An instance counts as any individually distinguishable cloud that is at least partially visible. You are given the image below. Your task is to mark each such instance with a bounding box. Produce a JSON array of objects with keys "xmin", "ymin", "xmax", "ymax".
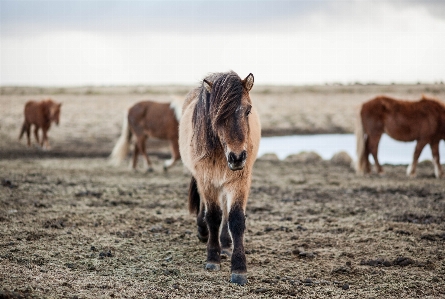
[
  {"xmin": 1, "ymin": 0, "xmax": 444, "ymax": 85},
  {"xmin": 1, "ymin": 0, "xmax": 330, "ymax": 36}
]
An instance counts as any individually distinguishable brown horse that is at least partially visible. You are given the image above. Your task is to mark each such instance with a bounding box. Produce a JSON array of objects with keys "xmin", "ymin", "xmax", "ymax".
[
  {"xmin": 19, "ymin": 99, "xmax": 62, "ymax": 150},
  {"xmin": 356, "ymin": 95, "xmax": 445, "ymax": 178},
  {"xmin": 179, "ymin": 71, "xmax": 261, "ymax": 285},
  {"xmin": 110, "ymin": 98, "xmax": 183, "ymax": 171}
]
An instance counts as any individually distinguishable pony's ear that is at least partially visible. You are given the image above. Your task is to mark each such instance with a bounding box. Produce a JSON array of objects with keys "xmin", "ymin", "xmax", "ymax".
[
  {"xmin": 242, "ymin": 73, "xmax": 254, "ymax": 91},
  {"xmin": 203, "ymin": 79, "xmax": 213, "ymax": 93}
]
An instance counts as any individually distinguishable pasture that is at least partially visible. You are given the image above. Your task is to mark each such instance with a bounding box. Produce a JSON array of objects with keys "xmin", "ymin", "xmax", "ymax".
[{"xmin": 1, "ymin": 84, "xmax": 445, "ymax": 298}]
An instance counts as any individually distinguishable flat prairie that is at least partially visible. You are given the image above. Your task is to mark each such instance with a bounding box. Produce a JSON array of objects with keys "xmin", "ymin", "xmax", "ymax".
[{"xmin": 1, "ymin": 84, "xmax": 444, "ymax": 298}]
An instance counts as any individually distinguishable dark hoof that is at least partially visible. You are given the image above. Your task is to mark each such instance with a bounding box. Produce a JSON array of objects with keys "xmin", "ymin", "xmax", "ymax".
[
  {"xmin": 230, "ymin": 273, "xmax": 247, "ymax": 286},
  {"xmin": 146, "ymin": 167, "xmax": 154, "ymax": 173},
  {"xmin": 197, "ymin": 233, "xmax": 208, "ymax": 243},
  {"xmin": 221, "ymin": 248, "xmax": 232, "ymax": 258},
  {"xmin": 205, "ymin": 263, "xmax": 220, "ymax": 271}
]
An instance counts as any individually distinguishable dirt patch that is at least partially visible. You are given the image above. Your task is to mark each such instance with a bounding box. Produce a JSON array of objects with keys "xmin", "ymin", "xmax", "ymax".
[{"xmin": 1, "ymin": 85, "xmax": 445, "ymax": 298}]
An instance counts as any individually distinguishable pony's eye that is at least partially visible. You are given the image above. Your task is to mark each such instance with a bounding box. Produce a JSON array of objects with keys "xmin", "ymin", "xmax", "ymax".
[{"xmin": 245, "ymin": 107, "xmax": 251, "ymax": 116}]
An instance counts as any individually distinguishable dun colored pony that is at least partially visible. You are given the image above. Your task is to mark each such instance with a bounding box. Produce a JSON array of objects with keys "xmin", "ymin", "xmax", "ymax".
[
  {"xmin": 179, "ymin": 71, "xmax": 261, "ymax": 285},
  {"xmin": 110, "ymin": 99, "xmax": 182, "ymax": 171},
  {"xmin": 356, "ymin": 95, "xmax": 445, "ymax": 178},
  {"xmin": 19, "ymin": 99, "xmax": 62, "ymax": 150}
]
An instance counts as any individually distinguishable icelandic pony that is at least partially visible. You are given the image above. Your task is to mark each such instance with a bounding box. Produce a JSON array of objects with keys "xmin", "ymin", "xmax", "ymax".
[
  {"xmin": 179, "ymin": 71, "xmax": 261, "ymax": 285},
  {"xmin": 19, "ymin": 99, "xmax": 62, "ymax": 150},
  {"xmin": 356, "ymin": 95, "xmax": 445, "ymax": 178},
  {"xmin": 110, "ymin": 99, "xmax": 183, "ymax": 171}
]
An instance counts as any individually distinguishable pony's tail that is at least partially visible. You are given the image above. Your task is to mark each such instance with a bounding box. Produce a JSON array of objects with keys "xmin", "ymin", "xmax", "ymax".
[
  {"xmin": 355, "ymin": 106, "xmax": 367, "ymax": 174},
  {"xmin": 109, "ymin": 112, "xmax": 132, "ymax": 166},
  {"xmin": 169, "ymin": 95, "xmax": 185, "ymax": 122},
  {"xmin": 19, "ymin": 123, "xmax": 27, "ymax": 140},
  {"xmin": 188, "ymin": 176, "xmax": 200, "ymax": 215}
]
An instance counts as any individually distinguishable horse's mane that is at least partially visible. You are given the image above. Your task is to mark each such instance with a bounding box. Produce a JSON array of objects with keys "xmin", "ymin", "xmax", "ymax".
[
  {"xmin": 192, "ymin": 71, "xmax": 244, "ymax": 158},
  {"xmin": 421, "ymin": 94, "xmax": 445, "ymax": 109}
]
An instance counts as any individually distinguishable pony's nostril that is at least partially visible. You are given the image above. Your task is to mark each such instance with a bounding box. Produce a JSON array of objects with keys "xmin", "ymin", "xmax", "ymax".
[
  {"xmin": 240, "ymin": 150, "xmax": 247, "ymax": 161},
  {"xmin": 228, "ymin": 152, "xmax": 236, "ymax": 164},
  {"xmin": 228, "ymin": 151, "xmax": 247, "ymax": 164}
]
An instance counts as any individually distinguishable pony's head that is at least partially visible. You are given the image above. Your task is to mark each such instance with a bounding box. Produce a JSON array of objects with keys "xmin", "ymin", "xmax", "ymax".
[
  {"xmin": 193, "ymin": 71, "xmax": 254, "ymax": 171},
  {"xmin": 47, "ymin": 99, "xmax": 62, "ymax": 125}
]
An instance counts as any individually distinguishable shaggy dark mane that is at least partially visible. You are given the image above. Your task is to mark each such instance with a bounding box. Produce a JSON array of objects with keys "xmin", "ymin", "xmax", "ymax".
[{"xmin": 192, "ymin": 71, "xmax": 244, "ymax": 157}]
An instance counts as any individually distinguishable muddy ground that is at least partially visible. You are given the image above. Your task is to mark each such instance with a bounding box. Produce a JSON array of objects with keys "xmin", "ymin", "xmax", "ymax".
[{"xmin": 1, "ymin": 84, "xmax": 445, "ymax": 298}]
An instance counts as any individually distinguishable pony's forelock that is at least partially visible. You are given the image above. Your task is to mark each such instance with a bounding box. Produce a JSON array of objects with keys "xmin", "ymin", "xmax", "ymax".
[{"xmin": 192, "ymin": 72, "xmax": 245, "ymax": 157}]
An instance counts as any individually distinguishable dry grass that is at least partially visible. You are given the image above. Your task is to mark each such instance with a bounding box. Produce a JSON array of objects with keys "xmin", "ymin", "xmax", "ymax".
[{"xmin": 1, "ymin": 84, "xmax": 444, "ymax": 298}]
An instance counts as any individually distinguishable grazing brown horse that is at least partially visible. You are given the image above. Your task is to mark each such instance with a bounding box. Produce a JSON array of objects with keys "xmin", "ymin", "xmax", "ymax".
[
  {"xmin": 179, "ymin": 71, "xmax": 261, "ymax": 285},
  {"xmin": 356, "ymin": 95, "xmax": 445, "ymax": 178},
  {"xmin": 110, "ymin": 98, "xmax": 183, "ymax": 171},
  {"xmin": 19, "ymin": 99, "xmax": 62, "ymax": 150}
]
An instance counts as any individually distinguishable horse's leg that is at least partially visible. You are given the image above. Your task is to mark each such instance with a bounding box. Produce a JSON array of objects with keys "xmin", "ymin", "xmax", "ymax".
[
  {"xmin": 163, "ymin": 138, "xmax": 180, "ymax": 171},
  {"xmin": 204, "ymin": 198, "xmax": 222, "ymax": 271},
  {"xmin": 138, "ymin": 136, "xmax": 153, "ymax": 172},
  {"xmin": 33, "ymin": 126, "xmax": 40, "ymax": 147},
  {"xmin": 363, "ymin": 134, "xmax": 371, "ymax": 173},
  {"xmin": 196, "ymin": 197, "xmax": 209, "ymax": 242},
  {"xmin": 220, "ymin": 196, "xmax": 232, "ymax": 258},
  {"xmin": 204, "ymin": 188, "xmax": 222, "ymax": 271},
  {"xmin": 368, "ymin": 133, "xmax": 383, "ymax": 174},
  {"xmin": 406, "ymin": 140, "xmax": 427, "ymax": 177},
  {"xmin": 132, "ymin": 140, "xmax": 139, "ymax": 170},
  {"xmin": 228, "ymin": 201, "xmax": 248, "ymax": 285},
  {"xmin": 42, "ymin": 128, "xmax": 50, "ymax": 150},
  {"xmin": 429, "ymin": 141, "xmax": 443, "ymax": 178},
  {"xmin": 25, "ymin": 124, "xmax": 31, "ymax": 147}
]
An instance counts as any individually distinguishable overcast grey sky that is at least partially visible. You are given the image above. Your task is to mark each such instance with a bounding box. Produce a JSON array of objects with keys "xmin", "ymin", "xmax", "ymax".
[{"xmin": 1, "ymin": 0, "xmax": 445, "ymax": 86}]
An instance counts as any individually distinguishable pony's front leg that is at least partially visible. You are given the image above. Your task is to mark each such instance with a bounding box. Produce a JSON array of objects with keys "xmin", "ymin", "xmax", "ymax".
[
  {"xmin": 204, "ymin": 201, "xmax": 222, "ymax": 271},
  {"xmin": 407, "ymin": 140, "xmax": 427, "ymax": 177},
  {"xmin": 228, "ymin": 202, "xmax": 247, "ymax": 285},
  {"xmin": 430, "ymin": 141, "xmax": 444, "ymax": 178},
  {"xmin": 42, "ymin": 128, "xmax": 50, "ymax": 150}
]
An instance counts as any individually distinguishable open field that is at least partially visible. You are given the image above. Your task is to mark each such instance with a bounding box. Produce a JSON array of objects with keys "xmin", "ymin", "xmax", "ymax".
[{"xmin": 1, "ymin": 84, "xmax": 445, "ymax": 298}]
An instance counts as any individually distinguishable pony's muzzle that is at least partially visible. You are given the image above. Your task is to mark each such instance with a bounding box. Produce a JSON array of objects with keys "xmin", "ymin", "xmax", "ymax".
[{"xmin": 227, "ymin": 150, "xmax": 247, "ymax": 171}]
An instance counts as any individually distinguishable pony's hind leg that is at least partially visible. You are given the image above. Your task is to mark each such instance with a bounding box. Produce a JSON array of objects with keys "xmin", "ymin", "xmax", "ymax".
[
  {"xmin": 134, "ymin": 135, "xmax": 152, "ymax": 172},
  {"xmin": 34, "ymin": 126, "xmax": 40, "ymax": 147},
  {"xmin": 132, "ymin": 141, "xmax": 139, "ymax": 170},
  {"xmin": 139, "ymin": 137, "xmax": 153, "ymax": 172},
  {"xmin": 204, "ymin": 201, "xmax": 222, "ymax": 271},
  {"xmin": 407, "ymin": 140, "xmax": 427, "ymax": 177},
  {"xmin": 220, "ymin": 198, "xmax": 232, "ymax": 257},
  {"xmin": 188, "ymin": 177, "xmax": 208, "ymax": 242},
  {"xmin": 163, "ymin": 138, "xmax": 180, "ymax": 171},
  {"xmin": 368, "ymin": 134, "xmax": 384, "ymax": 174},
  {"xmin": 220, "ymin": 217, "xmax": 232, "ymax": 258},
  {"xmin": 228, "ymin": 202, "xmax": 248, "ymax": 285},
  {"xmin": 196, "ymin": 197, "xmax": 209, "ymax": 242}
]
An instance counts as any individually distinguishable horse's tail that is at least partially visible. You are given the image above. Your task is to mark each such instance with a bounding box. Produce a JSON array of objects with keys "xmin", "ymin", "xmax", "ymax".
[
  {"xmin": 19, "ymin": 122, "xmax": 27, "ymax": 140},
  {"xmin": 188, "ymin": 176, "xmax": 200, "ymax": 215},
  {"xmin": 109, "ymin": 112, "xmax": 132, "ymax": 166},
  {"xmin": 169, "ymin": 95, "xmax": 185, "ymax": 122},
  {"xmin": 355, "ymin": 106, "xmax": 367, "ymax": 174}
]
